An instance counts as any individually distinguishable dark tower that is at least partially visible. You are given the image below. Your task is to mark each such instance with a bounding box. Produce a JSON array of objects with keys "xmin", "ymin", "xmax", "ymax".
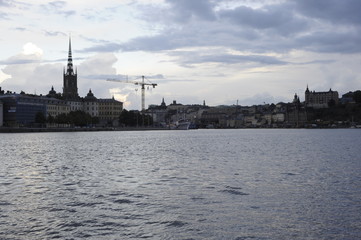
[{"xmin": 63, "ymin": 37, "xmax": 79, "ymax": 100}]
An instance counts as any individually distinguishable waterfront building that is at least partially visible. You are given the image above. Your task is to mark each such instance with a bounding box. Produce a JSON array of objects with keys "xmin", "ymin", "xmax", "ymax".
[
  {"xmin": 305, "ymin": 86, "xmax": 339, "ymax": 108},
  {"xmin": 83, "ymin": 89, "xmax": 99, "ymax": 117},
  {"xmin": 98, "ymin": 97, "xmax": 123, "ymax": 126},
  {"xmin": 46, "ymin": 99, "xmax": 70, "ymax": 119},
  {"xmin": 0, "ymin": 94, "xmax": 46, "ymax": 126}
]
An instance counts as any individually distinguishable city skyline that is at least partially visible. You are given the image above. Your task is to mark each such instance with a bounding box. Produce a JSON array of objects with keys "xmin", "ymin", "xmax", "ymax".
[{"xmin": 1, "ymin": 0, "xmax": 361, "ymax": 110}]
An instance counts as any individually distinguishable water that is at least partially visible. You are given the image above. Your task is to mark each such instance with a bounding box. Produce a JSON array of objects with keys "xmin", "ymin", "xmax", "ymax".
[{"xmin": 0, "ymin": 129, "xmax": 360, "ymax": 240}]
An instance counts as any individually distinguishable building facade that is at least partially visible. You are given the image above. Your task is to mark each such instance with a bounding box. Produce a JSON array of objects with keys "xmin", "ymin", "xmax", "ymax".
[
  {"xmin": 305, "ymin": 86, "xmax": 339, "ymax": 108},
  {"xmin": 98, "ymin": 98, "xmax": 123, "ymax": 126},
  {"xmin": 0, "ymin": 94, "xmax": 47, "ymax": 126}
]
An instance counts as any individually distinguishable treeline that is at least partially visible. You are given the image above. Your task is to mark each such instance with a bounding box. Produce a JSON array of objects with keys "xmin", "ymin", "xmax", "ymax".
[
  {"xmin": 308, "ymin": 103, "xmax": 361, "ymax": 123},
  {"xmin": 119, "ymin": 109, "xmax": 153, "ymax": 127},
  {"xmin": 35, "ymin": 110, "xmax": 99, "ymax": 127}
]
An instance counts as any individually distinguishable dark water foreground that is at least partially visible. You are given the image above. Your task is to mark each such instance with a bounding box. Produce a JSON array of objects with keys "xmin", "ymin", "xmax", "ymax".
[{"xmin": 0, "ymin": 129, "xmax": 360, "ymax": 239}]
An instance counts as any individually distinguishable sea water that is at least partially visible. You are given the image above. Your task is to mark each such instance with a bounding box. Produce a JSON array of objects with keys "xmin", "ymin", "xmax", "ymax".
[{"xmin": 0, "ymin": 129, "xmax": 360, "ymax": 239}]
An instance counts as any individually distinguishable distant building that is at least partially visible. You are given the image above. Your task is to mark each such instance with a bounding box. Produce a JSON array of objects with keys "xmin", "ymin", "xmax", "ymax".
[
  {"xmin": 340, "ymin": 91, "xmax": 355, "ymax": 104},
  {"xmin": 305, "ymin": 86, "xmax": 339, "ymax": 108}
]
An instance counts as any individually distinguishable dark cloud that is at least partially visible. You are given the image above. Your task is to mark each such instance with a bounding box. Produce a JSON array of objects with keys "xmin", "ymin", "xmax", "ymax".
[
  {"xmin": 219, "ymin": 3, "xmax": 308, "ymax": 36},
  {"xmin": 165, "ymin": 0, "xmax": 216, "ymax": 22},
  {"xmin": 80, "ymin": 0, "xmax": 361, "ymax": 70},
  {"xmin": 296, "ymin": 30, "xmax": 361, "ymax": 53},
  {"xmin": 293, "ymin": 0, "xmax": 361, "ymax": 25}
]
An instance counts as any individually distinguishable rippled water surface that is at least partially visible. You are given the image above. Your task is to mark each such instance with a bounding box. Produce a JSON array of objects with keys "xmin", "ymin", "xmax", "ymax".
[{"xmin": 0, "ymin": 129, "xmax": 360, "ymax": 239}]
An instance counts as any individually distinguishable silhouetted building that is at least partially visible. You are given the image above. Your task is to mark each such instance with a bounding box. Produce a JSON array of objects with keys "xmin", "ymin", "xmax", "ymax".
[
  {"xmin": 63, "ymin": 38, "xmax": 79, "ymax": 100},
  {"xmin": 305, "ymin": 86, "xmax": 338, "ymax": 108}
]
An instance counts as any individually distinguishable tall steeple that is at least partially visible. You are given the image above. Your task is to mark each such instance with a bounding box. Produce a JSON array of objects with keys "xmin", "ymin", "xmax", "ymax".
[
  {"xmin": 63, "ymin": 36, "xmax": 79, "ymax": 100},
  {"xmin": 67, "ymin": 37, "xmax": 74, "ymax": 75}
]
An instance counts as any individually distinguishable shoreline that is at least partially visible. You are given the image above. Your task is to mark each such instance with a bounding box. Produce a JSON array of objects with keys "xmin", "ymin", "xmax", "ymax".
[
  {"xmin": 0, "ymin": 127, "xmax": 168, "ymax": 133},
  {"xmin": 0, "ymin": 126, "xmax": 358, "ymax": 133}
]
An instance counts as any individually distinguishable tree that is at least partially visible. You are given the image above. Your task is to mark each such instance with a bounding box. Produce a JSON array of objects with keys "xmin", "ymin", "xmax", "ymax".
[
  {"xmin": 353, "ymin": 90, "xmax": 361, "ymax": 103},
  {"xmin": 119, "ymin": 110, "xmax": 153, "ymax": 127},
  {"xmin": 55, "ymin": 113, "xmax": 69, "ymax": 124},
  {"xmin": 47, "ymin": 114, "xmax": 55, "ymax": 124},
  {"xmin": 119, "ymin": 109, "xmax": 136, "ymax": 126},
  {"xmin": 328, "ymin": 99, "xmax": 336, "ymax": 108},
  {"xmin": 68, "ymin": 110, "xmax": 92, "ymax": 127},
  {"xmin": 35, "ymin": 112, "xmax": 46, "ymax": 124}
]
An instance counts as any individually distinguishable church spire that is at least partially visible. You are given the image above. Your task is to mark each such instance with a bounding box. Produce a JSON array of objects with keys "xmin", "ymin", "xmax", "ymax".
[
  {"xmin": 63, "ymin": 36, "xmax": 78, "ymax": 100},
  {"xmin": 66, "ymin": 37, "xmax": 74, "ymax": 75}
]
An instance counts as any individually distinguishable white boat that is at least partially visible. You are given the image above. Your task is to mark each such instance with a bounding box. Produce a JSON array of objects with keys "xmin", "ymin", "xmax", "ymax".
[{"xmin": 170, "ymin": 120, "xmax": 191, "ymax": 130}]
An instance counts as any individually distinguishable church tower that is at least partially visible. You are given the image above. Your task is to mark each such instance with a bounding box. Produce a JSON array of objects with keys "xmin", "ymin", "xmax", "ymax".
[{"xmin": 63, "ymin": 37, "xmax": 79, "ymax": 100}]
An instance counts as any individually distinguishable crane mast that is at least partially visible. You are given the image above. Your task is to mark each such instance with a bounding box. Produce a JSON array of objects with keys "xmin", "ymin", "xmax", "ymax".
[{"xmin": 107, "ymin": 75, "xmax": 157, "ymax": 111}]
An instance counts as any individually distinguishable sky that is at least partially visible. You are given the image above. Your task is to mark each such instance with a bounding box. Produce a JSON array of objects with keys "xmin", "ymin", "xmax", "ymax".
[{"xmin": 1, "ymin": 0, "xmax": 361, "ymax": 110}]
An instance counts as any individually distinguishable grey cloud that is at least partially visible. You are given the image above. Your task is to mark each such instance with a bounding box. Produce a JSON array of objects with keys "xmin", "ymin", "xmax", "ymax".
[
  {"xmin": 83, "ymin": 74, "xmax": 127, "ymax": 81},
  {"xmin": 174, "ymin": 52, "xmax": 288, "ymax": 66},
  {"xmin": 40, "ymin": 1, "xmax": 76, "ymax": 17},
  {"xmin": 13, "ymin": 27, "xmax": 27, "ymax": 31},
  {"xmin": 296, "ymin": 31, "xmax": 361, "ymax": 53},
  {"xmin": 0, "ymin": 56, "xmax": 85, "ymax": 65},
  {"xmin": 0, "ymin": 59, "xmax": 39, "ymax": 65},
  {"xmin": 0, "ymin": 11, "xmax": 9, "ymax": 19},
  {"xmin": 81, "ymin": 0, "xmax": 361, "ymax": 70},
  {"xmin": 80, "ymin": 43, "xmax": 122, "ymax": 53},
  {"xmin": 43, "ymin": 30, "xmax": 66, "ymax": 37},
  {"xmin": 293, "ymin": 0, "xmax": 361, "ymax": 25},
  {"xmin": 165, "ymin": 0, "xmax": 216, "ymax": 22},
  {"xmin": 0, "ymin": 0, "xmax": 14, "ymax": 7},
  {"xmin": 218, "ymin": 3, "xmax": 308, "ymax": 36}
]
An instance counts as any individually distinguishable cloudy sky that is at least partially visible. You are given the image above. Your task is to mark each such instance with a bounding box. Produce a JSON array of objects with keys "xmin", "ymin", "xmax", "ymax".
[{"xmin": 1, "ymin": 0, "xmax": 361, "ymax": 109}]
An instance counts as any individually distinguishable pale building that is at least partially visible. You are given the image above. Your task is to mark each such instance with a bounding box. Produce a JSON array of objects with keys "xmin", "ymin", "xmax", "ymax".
[
  {"xmin": 46, "ymin": 100, "xmax": 70, "ymax": 118},
  {"xmin": 98, "ymin": 98, "xmax": 123, "ymax": 126},
  {"xmin": 67, "ymin": 101, "xmax": 83, "ymax": 112},
  {"xmin": 83, "ymin": 89, "xmax": 99, "ymax": 117}
]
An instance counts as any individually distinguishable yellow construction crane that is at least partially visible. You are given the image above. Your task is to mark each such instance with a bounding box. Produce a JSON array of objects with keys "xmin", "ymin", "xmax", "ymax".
[{"xmin": 107, "ymin": 76, "xmax": 157, "ymax": 111}]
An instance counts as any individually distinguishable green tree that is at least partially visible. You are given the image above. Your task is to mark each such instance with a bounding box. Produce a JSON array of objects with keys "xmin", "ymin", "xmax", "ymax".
[
  {"xmin": 47, "ymin": 114, "xmax": 55, "ymax": 124},
  {"xmin": 35, "ymin": 112, "xmax": 46, "ymax": 124},
  {"xmin": 55, "ymin": 113, "xmax": 69, "ymax": 124},
  {"xmin": 353, "ymin": 90, "xmax": 361, "ymax": 103},
  {"xmin": 119, "ymin": 109, "xmax": 137, "ymax": 126},
  {"xmin": 68, "ymin": 110, "xmax": 92, "ymax": 127},
  {"xmin": 328, "ymin": 99, "xmax": 336, "ymax": 108}
]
